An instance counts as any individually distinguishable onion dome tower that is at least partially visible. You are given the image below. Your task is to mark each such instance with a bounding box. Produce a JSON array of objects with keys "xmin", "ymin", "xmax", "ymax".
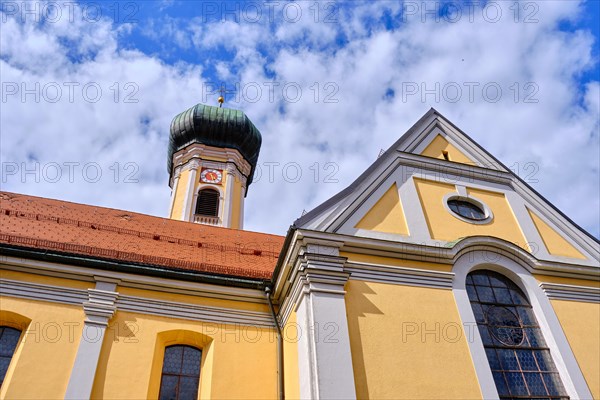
[{"xmin": 167, "ymin": 103, "xmax": 262, "ymax": 229}]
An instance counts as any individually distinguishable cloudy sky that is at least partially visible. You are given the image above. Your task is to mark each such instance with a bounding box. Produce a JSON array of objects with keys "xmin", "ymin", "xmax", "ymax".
[{"xmin": 1, "ymin": 0, "xmax": 599, "ymax": 238}]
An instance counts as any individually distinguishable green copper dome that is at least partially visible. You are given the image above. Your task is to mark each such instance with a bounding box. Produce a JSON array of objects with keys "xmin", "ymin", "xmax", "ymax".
[{"xmin": 168, "ymin": 104, "xmax": 262, "ymax": 186}]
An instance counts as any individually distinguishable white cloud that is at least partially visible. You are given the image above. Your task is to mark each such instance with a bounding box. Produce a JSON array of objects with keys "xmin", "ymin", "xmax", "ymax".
[{"xmin": 1, "ymin": 0, "xmax": 598, "ymax": 239}]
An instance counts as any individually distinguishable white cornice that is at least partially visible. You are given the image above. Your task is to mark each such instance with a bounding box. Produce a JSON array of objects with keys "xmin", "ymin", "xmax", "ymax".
[
  {"xmin": 1, "ymin": 256, "xmax": 269, "ymax": 304},
  {"xmin": 539, "ymin": 282, "xmax": 600, "ymax": 303}
]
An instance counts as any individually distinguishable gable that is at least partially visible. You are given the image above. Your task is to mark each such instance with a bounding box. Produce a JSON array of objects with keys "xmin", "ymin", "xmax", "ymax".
[
  {"xmin": 295, "ymin": 108, "xmax": 599, "ymax": 267},
  {"xmin": 354, "ymin": 183, "xmax": 408, "ymax": 236},
  {"xmin": 420, "ymin": 134, "xmax": 475, "ymax": 164},
  {"xmin": 527, "ymin": 208, "xmax": 586, "ymax": 259}
]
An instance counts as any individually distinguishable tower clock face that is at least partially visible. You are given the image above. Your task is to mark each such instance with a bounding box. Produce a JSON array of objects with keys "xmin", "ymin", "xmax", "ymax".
[{"xmin": 200, "ymin": 168, "xmax": 223, "ymax": 184}]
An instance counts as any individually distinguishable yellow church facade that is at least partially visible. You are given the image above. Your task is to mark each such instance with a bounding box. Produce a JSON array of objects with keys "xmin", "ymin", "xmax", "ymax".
[{"xmin": 0, "ymin": 106, "xmax": 598, "ymax": 400}]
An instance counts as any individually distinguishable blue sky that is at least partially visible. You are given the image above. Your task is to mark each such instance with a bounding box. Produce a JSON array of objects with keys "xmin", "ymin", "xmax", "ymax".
[{"xmin": 1, "ymin": 0, "xmax": 599, "ymax": 240}]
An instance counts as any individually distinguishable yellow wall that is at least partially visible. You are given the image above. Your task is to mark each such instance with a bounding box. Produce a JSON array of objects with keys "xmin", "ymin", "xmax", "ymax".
[
  {"xmin": 414, "ymin": 178, "xmax": 528, "ymax": 248},
  {"xmin": 550, "ymin": 300, "xmax": 600, "ymax": 399},
  {"xmin": 170, "ymin": 169, "xmax": 190, "ymax": 220},
  {"xmin": 91, "ymin": 311, "xmax": 278, "ymax": 399},
  {"xmin": 0, "ymin": 297, "xmax": 85, "ymax": 400},
  {"xmin": 421, "ymin": 134, "xmax": 474, "ymax": 165},
  {"xmin": 355, "ymin": 183, "xmax": 409, "ymax": 235},
  {"xmin": 528, "ymin": 209, "xmax": 586, "ymax": 259},
  {"xmin": 283, "ymin": 310, "xmax": 300, "ymax": 400},
  {"xmin": 345, "ymin": 280, "xmax": 482, "ymax": 399}
]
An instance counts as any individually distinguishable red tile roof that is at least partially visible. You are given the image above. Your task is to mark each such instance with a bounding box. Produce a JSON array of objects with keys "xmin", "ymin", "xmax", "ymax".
[{"xmin": 0, "ymin": 192, "xmax": 284, "ymax": 280}]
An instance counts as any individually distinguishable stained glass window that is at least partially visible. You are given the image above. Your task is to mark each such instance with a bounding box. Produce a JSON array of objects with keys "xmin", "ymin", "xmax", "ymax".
[
  {"xmin": 159, "ymin": 345, "xmax": 202, "ymax": 400},
  {"xmin": 0, "ymin": 326, "xmax": 21, "ymax": 387},
  {"xmin": 467, "ymin": 270, "xmax": 569, "ymax": 399}
]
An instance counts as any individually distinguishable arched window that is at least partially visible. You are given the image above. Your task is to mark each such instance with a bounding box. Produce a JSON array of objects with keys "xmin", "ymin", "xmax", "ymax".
[
  {"xmin": 195, "ymin": 189, "xmax": 219, "ymax": 217},
  {"xmin": 467, "ymin": 270, "xmax": 568, "ymax": 399},
  {"xmin": 0, "ymin": 326, "xmax": 21, "ymax": 386},
  {"xmin": 159, "ymin": 345, "xmax": 202, "ymax": 400}
]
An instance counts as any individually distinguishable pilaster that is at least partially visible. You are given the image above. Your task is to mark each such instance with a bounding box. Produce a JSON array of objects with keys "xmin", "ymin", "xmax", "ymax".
[
  {"xmin": 65, "ymin": 279, "xmax": 119, "ymax": 400},
  {"xmin": 294, "ymin": 244, "xmax": 356, "ymax": 400},
  {"xmin": 182, "ymin": 160, "xmax": 200, "ymax": 222}
]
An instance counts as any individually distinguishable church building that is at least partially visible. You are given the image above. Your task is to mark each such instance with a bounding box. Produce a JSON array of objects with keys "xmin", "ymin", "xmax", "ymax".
[{"xmin": 0, "ymin": 103, "xmax": 598, "ymax": 400}]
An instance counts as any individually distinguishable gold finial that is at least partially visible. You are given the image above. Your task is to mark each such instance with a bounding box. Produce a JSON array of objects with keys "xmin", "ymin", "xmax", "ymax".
[{"xmin": 218, "ymin": 85, "xmax": 226, "ymax": 108}]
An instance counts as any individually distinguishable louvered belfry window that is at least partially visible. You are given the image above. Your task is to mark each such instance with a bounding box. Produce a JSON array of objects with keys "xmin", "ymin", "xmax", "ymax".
[
  {"xmin": 467, "ymin": 270, "xmax": 568, "ymax": 399},
  {"xmin": 195, "ymin": 189, "xmax": 219, "ymax": 217}
]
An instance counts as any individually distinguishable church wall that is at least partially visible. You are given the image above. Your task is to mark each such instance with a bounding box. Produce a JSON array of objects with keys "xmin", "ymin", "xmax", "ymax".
[
  {"xmin": 282, "ymin": 310, "xmax": 301, "ymax": 400},
  {"xmin": 344, "ymin": 279, "xmax": 482, "ymax": 399},
  {"xmin": 0, "ymin": 296, "xmax": 85, "ymax": 400},
  {"xmin": 548, "ymin": 299, "xmax": 600, "ymax": 399},
  {"xmin": 91, "ymin": 310, "xmax": 278, "ymax": 399}
]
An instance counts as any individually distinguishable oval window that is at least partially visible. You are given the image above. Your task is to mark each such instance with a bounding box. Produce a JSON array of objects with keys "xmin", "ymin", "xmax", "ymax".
[{"xmin": 447, "ymin": 199, "xmax": 486, "ymax": 221}]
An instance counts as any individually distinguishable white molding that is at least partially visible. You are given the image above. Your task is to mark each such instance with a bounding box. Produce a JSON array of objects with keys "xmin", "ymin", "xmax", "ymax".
[
  {"xmin": 0, "ymin": 262, "xmax": 274, "ymax": 328},
  {"xmin": 0, "ymin": 278, "xmax": 88, "ymax": 305},
  {"xmin": 344, "ymin": 260, "xmax": 454, "ymax": 289},
  {"xmin": 539, "ymin": 282, "xmax": 600, "ymax": 303},
  {"xmin": 116, "ymin": 294, "xmax": 274, "ymax": 328},
  {"xmin": 452, "ymin": 251, "xmax": 593, "ymax": 400},
  {"xmin": 1, "ymin": 256, "xmax": 269, "ymax": 304}
]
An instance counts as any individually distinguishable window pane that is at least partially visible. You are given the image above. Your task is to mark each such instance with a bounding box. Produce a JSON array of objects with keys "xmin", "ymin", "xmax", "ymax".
[
  {"xmin": 516, "ymin": 350, "xmax": 538, "ymax": 371},
  {"xmin": 493, "ymin": 372, "xmax": 510, "ymax": 396},
  {"xmin": 505, "ymin": 372, "xmax": 528, "ymax": 396},
  {"xmin": 510, "ymin": 288, "xmax": 529, "ymax": 305},
  {"xmin": 543, "ymin": 373, "xmax": 567, "ymax": 396},
  {"xmin": 179, "ymin": 377, "xmax": 200, "ymax": 399},
  {"xmin": 493, "ymin": 287, "xmax": 513, "ymax": 305},
  {"xmin": 466, "ymin": 285, "xmax": 479, "ymax": 302},
  {"xmin": 489, "ymin": 275, "xmax": 508, "ymax": 288},
  {"xmin": 472, "ymin": 303, "xmax": 485, "ymax": 323},
  {"xmin": 163, "ymin": 346, "xmax": 183, "ymax": 374},
  {"xmin": 0, "ymin": 328, "xmax": 20, "ymax": 357},
  {"xmin": 160, "ymin": 345, "xmax": 201, "ymax": 400},
  {"xmin": 159, "ymin": 375, "xmax": 178, "ymax": 400},
  {"xmin": 476, "ymin": 286, "xmax": 496, "ymax": 303},
  {"xmin": 518, "ymin": 307, "xmax": 535, "ymax": 326},
  {"xmin": 0, "ymin": 357, "xmax": 10, "ymax": 385},
  {"xmin": 497, "ymin": 349, "xmax": 520, "ymax": 370},
  {"xmin": 525, "ymin": 328, "xmax": 546, "ymax": 348},
  {"xmin": 181, "ymin": 347, "xmax": 201, "ymax": 376},
  {"xmin": 0, "ymin": 327, "xmax": 21, "ymax": 386},
  {"xmin": 524, "ymin": 372, "xmax": 547, "ymax": 396},
  {"xmin": 472, "ymin": 273, "xmax": 490, "ymax": 286},
  {"xmin": 534, "ymin": 350, "xmax": 556, "ymax": 372},
  {"xmin": 486, "ymin": 348, "xmax": 501, "ymax": 370}
]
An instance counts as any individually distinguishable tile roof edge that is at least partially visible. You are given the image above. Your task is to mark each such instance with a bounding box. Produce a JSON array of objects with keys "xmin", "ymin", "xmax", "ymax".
[{"xmin": 0, "ymin": 191, "xmax": 284, "ymax": 239}]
